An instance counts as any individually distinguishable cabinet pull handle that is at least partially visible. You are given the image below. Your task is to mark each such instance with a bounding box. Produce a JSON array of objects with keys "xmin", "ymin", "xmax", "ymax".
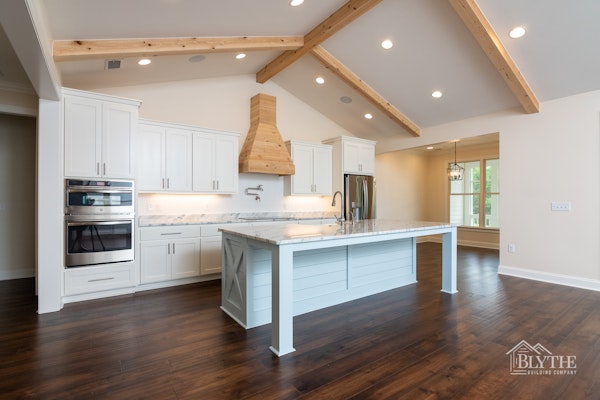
[
  {"xmin": 167, "ymin": 178, "xmax": 170, "ymax": 189},
  {"xmin": 216, "ymin": 180, "xmax": 219, "ymax": 190},
  {"xmin": 96, "ymin": 162, "xmax": 100, "ymax": 175},
  {"xmin": 103, "ymin": 163, "xmax": 106, "ymax": 176},
  {"xmin": 162, "ymin": 178, "xmax": 165, "ymax": 189},
  {"xmin": 168, "ymin": 243, "xmax": 171, "ymax": 254},
  {"xmin": 88, "ymin": 277, "xmax": 114, "ymax": 283},
  {"xmin": 212, "ymin": 180, "xmax": 215, "ymax": 190},
  {"xmin": 160, "ymin": 232, "xmax": 182, "ymax": 236},
  {"xmin": 172, "ymin": 243, "xmax": 175, "ymax": 254}
]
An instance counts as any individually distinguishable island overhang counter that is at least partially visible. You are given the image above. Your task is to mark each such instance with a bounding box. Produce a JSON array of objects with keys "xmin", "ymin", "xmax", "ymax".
[{"xmin": 219, "ymin": 219, "xmax": 458, "ymax": 357}]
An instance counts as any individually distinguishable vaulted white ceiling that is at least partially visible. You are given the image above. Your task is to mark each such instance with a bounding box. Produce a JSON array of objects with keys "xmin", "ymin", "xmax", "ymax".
[{"xmin": 1, "ymin": 0, "xmax": 599, "ymax": 142}]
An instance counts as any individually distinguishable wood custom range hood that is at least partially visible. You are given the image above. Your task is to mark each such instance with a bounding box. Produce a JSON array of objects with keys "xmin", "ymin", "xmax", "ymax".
[{"xmin": 239, "ymin": 93, "xmax": 295, "ymax": 176}]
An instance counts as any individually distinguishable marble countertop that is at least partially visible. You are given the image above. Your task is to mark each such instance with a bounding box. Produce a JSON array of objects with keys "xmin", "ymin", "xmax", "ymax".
[
  {"xmin": 219, "ymin": 219, "xmax": 454, "ymax": 245},
  {"xmin": 138, "ymin": 212, "xmax": 337, "ymax": 227}
]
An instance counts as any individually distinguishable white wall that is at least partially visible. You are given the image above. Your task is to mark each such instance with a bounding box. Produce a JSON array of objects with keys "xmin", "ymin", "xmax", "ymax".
[
  {"xmin": 94, "ymin": 75, "xmax": 353, "ymax": 215},
  {"xmin": 378, "ymin": 90, "xmax": 600, "ymax": 285},
  {"xmin": 375, "ymin": 151, "xmax": 428, "ymax": 220},
  {"xmin": 0, "ymin": 87, "xmax": 38, "ymax": 116},
  {"xmin": 0, "ymin": 114, "xmax": 36, "ymax": 280}
]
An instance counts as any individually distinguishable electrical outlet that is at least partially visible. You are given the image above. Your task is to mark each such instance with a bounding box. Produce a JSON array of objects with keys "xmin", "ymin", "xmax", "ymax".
[
  {"xmin": 508, "ymin": 243, "xmax": 516, "ymax": 253},
  {"xmin": 551, "ymin": 201, "xmax": 571, "ymax": 211}
]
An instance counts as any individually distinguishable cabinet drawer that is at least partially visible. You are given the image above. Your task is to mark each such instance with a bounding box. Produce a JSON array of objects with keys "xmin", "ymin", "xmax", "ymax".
[
  {"xmin": 200, "ymin": 224, "xmax": 221, "ymax": 237},
  {"xmin": 65, "ymin": 263, "xmax": 135, "ymax": 295},
  {"xmin": 140, "ymin": 225, "xmax": 200, "ymax": 241}
]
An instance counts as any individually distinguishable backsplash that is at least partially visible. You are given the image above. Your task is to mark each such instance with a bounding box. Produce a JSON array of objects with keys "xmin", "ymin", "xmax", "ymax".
[{"xmin": 137, "ymin": 173, "xmax": 334, "ymax": 215}]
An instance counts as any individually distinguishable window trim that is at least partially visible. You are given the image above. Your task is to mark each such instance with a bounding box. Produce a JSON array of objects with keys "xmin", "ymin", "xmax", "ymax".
[{"xmin": 448, "ymin": 156, "xmax": 499, "ymax": 229}]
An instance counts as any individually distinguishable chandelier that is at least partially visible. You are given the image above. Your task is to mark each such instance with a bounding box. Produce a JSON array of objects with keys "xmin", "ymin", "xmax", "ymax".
[{"xmin": 447, "ymin": 141, "xmax": 464, "ymax": 181}]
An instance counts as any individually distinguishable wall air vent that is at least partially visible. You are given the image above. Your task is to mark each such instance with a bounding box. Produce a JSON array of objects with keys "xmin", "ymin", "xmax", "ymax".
[{"xmin": 104, "ymin": 59, "xmax": 122, "ymax": 70}]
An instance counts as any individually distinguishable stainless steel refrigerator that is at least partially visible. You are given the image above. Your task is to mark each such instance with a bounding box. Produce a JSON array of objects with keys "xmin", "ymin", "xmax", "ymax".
[{"xmin": 344, "ymin": 174, "xmax": 376, "ymax": 221}]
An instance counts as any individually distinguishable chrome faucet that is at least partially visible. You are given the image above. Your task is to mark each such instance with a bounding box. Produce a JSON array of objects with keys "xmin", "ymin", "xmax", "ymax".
[{"xmin": 331, "ymin": 191, "xmax": 345, "ymax": 224}]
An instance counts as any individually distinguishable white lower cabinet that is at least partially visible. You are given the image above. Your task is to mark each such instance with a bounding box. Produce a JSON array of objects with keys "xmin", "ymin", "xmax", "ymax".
[
  {"xmin": 199, "ymin": 224, "xmax": 245, "ymax": 275},
  {"xmin": 139, "ymin": 225, "xmax": 200, "ymax": 284},
  {"xmin": 200, "ymin": 225, "xmax": 223, "ymax": 275},
  {"xmin": 64, "ymin": 262, "xmax": 136, "ymax": 296}
]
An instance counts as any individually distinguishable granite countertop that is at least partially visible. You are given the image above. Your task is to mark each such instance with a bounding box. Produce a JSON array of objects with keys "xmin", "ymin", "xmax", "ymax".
[
  {"xmin": 219, "ymin": 219, "xmax": 454, "ymax": 245},
  {"xmin": 138, "ymin": 212, "xmax": 337, "ymax": 227}
]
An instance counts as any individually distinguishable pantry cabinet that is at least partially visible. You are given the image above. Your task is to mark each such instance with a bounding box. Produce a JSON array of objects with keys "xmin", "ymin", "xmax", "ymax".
[
  {"xmin": 284, "ymin": 141, "xmax": 332, "ymax": 195},
  {"xmin": 193, "ymin": 130, "xmax": 239, "ymax": 193},
  {"xmin": 137, "ymin": 121, "xmax": 193, "ymax": 192},
  {"xmin": 139, "ymin": 225, "xmax": 200, "ymax": 284},
  {"xmin": 64, "ymin": 88, "xmax": 139, "ymax": 179}
]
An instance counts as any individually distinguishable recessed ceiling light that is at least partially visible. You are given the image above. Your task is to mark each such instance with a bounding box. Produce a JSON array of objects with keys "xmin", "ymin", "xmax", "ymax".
[
  {"xmin": 509, "ymin": 26, "xmax": 526, "ymax": 39},
  {"xmin": 426, "ymin": 146, "xmax": 434, "ymax": 150},
  {"xmin": 235, "ymin": 53, "xmax": 246, "ymax": 60},
  {"xmin": 138, "ymin": 58, "xmax": 151, "ymax": 66},
  {"xmin": 364, "ymin": 113, "xmax": 373, "ymax": 120},
  {"xmin": 189, "ymin": 55, "xmax": 206, "ymax": 63},
  {"xmin": 315, "ymin": 76, "xmax": 325, "ymax": 85},
  {"xmin": 381, "ymin": 39, "xmax": 393, "ymax": 50},
  {"xmin": 432, "ymin": 90, "xmax": 443, "ymax": 99},
  {"xmin": 290, "ymin": 0, "xmax": 304, "ymax": 6}
]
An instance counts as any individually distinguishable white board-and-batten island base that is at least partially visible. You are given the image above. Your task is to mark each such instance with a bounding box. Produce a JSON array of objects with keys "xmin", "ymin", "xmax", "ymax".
[{"xmin": 219, "ymin": 219, "xmax": 458, "ymax": 357}]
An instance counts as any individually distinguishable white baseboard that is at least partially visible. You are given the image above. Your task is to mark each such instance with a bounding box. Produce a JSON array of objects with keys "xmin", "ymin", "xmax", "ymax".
[
  {"xmin": 0, "ymin": 268, "xmax": 35, "ymax": 281},
  {"xmin": 498, "ymin": 265, "xmax": 600, "ymax": 292}
]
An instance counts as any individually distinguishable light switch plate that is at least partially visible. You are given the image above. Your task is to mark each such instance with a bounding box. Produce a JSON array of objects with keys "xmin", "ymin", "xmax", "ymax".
[{"xmin": 551, "ymin": 201, "xmax": 571, "ymax": 211}]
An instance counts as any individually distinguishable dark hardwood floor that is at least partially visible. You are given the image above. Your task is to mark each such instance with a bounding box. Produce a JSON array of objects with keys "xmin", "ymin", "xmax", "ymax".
[{"xmin": 1, "ymin": 243, "xmax": 599, "ymax": 399}]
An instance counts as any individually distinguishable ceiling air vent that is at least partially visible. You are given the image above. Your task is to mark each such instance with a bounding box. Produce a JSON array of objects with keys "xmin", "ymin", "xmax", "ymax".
[{"xmin": 104, "ymin": 59, "xmax": 122, "ymax": 70}]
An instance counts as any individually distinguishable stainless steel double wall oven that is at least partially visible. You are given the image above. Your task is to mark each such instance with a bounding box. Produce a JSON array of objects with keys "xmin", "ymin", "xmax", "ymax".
[{"xmin": 65, "ymin": 179, "xmax": 134, "ymax": 267}]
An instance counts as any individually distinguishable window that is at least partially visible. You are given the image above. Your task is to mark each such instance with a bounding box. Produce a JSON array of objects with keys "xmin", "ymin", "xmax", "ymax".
[{"xmin": 449, "ymin": 158, "xmax": 499, "ymax": 228}]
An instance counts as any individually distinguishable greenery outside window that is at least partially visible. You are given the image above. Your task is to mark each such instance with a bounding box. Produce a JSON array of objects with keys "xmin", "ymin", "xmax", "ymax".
[{"xmin": 449, "ymin": 158, "xmax": 499, "ymax": 228}]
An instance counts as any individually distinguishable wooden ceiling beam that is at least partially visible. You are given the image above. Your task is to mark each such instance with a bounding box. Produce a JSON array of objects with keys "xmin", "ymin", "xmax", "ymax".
[
  {"xmin": 448, "ymin": 0, "xmax": 539, "ymax": 113},
  {"xmin": 256, "ymin": 0, "xmax": 383, "ymax": 83},
  {"xmin": 311, "ymin": 46, "xmax": 420, "ymax": 137},
  {"xmin": 53, "ymin": 36, "xmax": 304, "ymax": 62}
]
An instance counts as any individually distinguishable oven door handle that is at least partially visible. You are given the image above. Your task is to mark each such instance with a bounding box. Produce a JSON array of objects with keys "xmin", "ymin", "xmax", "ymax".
[
  {"xmin": 67, "ymin": 220, "xmax": 132, "ymax": 227},
  {"xmin": 67, "ymin": 188, "xmax": 132, "ymax": 194}
]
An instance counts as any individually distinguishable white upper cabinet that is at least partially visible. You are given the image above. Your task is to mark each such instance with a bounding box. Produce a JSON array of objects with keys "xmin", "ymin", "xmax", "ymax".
[
  {"xmin": 192, "ymin": 130, "xmax": 239, "ymax": 193},
  {"xmin": 138, "ymin": 119, "xmax": 238, "ymax": 193},
  {"xmin": 137, "ymin": 121, "xmax": 192, "ymax": 192},
  {"xmin": 342, "ymin": 139, "xmax": 375, "ymax": 175},
  {"xmin": 165, "ymin": 128, "xmax": 193, "ymax": 192},
  {"xmin": 323, "ymin": 136, "xmax": 376, "ymax": 176},
  {"xmin": 137, "ymin": 123, "xmax": 165, "ymax": 190},
  {"xmin": 63, "ymin": 88, "xmax": 139, "ymax": 179},
  {"xmin": 285, "ymin": 141, "xmax": 332, "ymax": 195}
]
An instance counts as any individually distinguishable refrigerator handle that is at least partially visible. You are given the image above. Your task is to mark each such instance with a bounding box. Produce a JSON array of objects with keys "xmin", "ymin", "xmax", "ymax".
[{"xmin": 362, "ymin": 179, "xmax": 368, "ymax": 219}]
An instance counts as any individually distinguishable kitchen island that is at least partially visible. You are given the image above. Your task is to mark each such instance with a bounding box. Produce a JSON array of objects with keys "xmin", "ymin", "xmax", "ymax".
[{"xmin": 220, "ymin": 220, "xmax": 457, "ymax": 356}]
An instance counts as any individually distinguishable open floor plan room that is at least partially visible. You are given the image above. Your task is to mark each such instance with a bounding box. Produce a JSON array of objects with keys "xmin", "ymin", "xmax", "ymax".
[{"xmin": 2, "ymin": 244, "xmax": 598, "ymax": 399}]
